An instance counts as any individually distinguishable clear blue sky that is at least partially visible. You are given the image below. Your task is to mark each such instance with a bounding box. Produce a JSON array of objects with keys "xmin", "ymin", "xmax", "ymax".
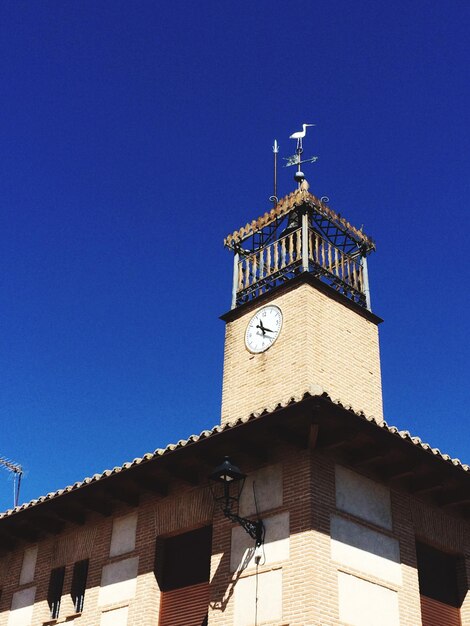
[{"xmin": 1, "ymin": 1, "xmax": 469, "ymax": 507}]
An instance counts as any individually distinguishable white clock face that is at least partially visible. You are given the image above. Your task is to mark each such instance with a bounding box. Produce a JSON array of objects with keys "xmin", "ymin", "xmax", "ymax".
[{"xmin": 245, "ymin": 305, "xmax": 283, "ymax": 354}]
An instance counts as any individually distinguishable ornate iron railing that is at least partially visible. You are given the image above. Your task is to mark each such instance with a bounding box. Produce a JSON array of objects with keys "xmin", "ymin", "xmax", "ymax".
[{"xmin": 235, "ymin": 227, "xmax": 366, "ymax": 307}]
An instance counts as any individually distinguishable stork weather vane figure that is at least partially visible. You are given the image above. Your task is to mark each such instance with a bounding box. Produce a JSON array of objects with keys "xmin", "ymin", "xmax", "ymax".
[
  {"xmin": 269, "ymin": 123, "xmax": 319, "ymax": 202},
  {"xmin": 289, "ymin": 123, "xmax": 314, "ymax": 151},
  {"xmin": 285, "ymin": 122, "xmax": 318, "ymax": 187}
]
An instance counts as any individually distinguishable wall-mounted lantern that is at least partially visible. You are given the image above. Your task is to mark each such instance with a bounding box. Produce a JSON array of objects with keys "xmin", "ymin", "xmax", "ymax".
[{"xmin": 209, "ymin": 457, "xmax": 264, "ymax": 547}]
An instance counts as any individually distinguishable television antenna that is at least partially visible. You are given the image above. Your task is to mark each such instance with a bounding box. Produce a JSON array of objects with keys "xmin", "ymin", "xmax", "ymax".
[{"xmin": 0, "ymin": 456, "xmax": 23, "ymax": 508}]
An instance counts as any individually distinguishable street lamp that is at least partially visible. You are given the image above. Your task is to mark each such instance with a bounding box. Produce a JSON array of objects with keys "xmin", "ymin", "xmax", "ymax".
[{"xmin": 209, "ymin": 457, "xmax": 264, "ymax": 547}]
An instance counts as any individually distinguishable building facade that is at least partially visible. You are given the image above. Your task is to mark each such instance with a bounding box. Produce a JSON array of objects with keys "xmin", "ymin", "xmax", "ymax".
[{"xmin": 0, "ymin": 184, "xmax": 468, "ymax": 626}]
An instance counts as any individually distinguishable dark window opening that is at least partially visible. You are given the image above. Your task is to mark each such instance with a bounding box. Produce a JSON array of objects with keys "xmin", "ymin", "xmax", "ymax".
[
  {"xmin": 155, "ymin": 525, "xmax": 212, "ymax": 591},
  {"xmin": 416, "ymin": 541, "xmax": 462, "ymax": 607},
  {"xmin": 416, "ymin": 541, "xmax": 464, "ymax": 626},
  {"xmin": 47, "ymin": 566, "xmax": 65, "ymax": 619},
  {"xmin": 71, "ymin": 559, "xmax": 89, "ymax": 613},
  {"xmin": 155, "ymin": 526, "xmax": 212, "ymax": 626}
]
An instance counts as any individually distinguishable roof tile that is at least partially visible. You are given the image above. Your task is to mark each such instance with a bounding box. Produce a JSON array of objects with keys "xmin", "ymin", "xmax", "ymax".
[{"xmin": 1, "ymin": 388, "xmax": 468, "ymax": 520}]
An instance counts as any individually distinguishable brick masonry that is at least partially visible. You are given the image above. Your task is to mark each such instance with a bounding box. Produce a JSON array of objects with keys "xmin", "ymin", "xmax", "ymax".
[
  {"xmin": 221, "ymin": 280, "xmax": 383, "ymax": 425},
  {"xmin": 0, "ymin": 445, "xmax": 468, "ymax": 625}
]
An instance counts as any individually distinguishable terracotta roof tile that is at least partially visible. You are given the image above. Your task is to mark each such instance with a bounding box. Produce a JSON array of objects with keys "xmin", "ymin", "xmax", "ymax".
[
  {"xmin": 0, "ymin": 387, "xmax": 467, "ymax": 520},
  {"xmin": 224, "ymin": 188, "xmax": 375, "ymax": 250}
]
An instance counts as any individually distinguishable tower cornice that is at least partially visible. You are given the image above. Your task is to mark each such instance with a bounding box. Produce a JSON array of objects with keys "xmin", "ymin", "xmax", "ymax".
[{"xmin": 220, "ymin": 272, "xmax": 383, "ymax": 325}]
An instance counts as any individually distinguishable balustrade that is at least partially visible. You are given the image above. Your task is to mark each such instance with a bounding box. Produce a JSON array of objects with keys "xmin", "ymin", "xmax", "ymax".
[{"xmin": 236, "ymin": 227, "xmax": 364, "ymax": 301}]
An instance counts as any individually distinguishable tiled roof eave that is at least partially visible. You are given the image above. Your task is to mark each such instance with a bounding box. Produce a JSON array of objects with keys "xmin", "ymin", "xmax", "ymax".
[{"xmin": 0, "ymin": 387, "xmax": 468, "ymax": 520}]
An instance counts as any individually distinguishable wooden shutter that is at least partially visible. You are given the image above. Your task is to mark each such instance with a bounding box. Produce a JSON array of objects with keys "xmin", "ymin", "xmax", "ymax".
[
  {"xmin": 47, "ymin": 566, "xmax": 65, "ymax": 619},
  {"xmin": 159, "ymin": 581, "xmax": 209, "ymax": 626},
  {"xmin": 71, "ymin": 559, "xmax": 89, "ymax": 613},
  {"xmin": 421, "ymin": 595, "xmax": 461, "ymax": 626}
]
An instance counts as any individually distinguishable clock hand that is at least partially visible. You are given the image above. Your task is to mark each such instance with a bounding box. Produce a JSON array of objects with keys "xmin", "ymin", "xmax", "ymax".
[{"xmin": 257, "ymin": 323, "xmax": 274, "ymax": 333}]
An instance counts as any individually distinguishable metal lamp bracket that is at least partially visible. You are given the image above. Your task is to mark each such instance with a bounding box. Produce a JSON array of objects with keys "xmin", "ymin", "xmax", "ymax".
[{"xmin": 224, "ymin": 511, "xmax": 265, "ymax": 547}]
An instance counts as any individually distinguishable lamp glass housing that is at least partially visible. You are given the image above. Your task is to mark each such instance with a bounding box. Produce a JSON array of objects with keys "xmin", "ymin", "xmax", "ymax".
[{"xmin": 209, "ymin": 457, "xmax": 246, "ymax": 515}]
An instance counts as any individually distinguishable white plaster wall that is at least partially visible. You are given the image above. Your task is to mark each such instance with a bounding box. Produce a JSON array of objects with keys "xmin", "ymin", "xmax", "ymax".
[
  {"xmin": 100, "ymin": 606, "xmax": 128, "ymax": 626},
  {"xmin": 239, "ymin": 464, "xmax": 282, "ymax": 517},
  {"xmin": 338, "ymin": 572, "xmax": 399, "ymax": 626},
  {"xmin": 7, "ymin": 587, "xmax": 36, "ymax": 626},
  {"xmin": 109, "ymin": 513, "xmax": 138, "ymax": 557},
  {"xmin": 234, "ymin": 569, "xmax": 283, "ymax": 626},
  {"xmin": 331, "ymin": 515, "xmax": 402, "ymax": 585},
  {"xmin": 335, "ymin": 465, "xmax": 392, "ymax": 529},
  {"xmin": 231, "ymin": 512, "xmax": 289, "ymax": 572},
  {"xmin": 98, "ymin": 556, "xmax": 139, "ymax": 606},
  {"xmin": 19, "ymin": 546, "xmax": 38, "ymax": 585}
]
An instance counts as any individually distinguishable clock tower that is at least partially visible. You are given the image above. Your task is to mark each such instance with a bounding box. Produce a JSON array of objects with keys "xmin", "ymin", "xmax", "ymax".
[{"xmin": 220, "ymin": 175, "xmax": 384, "ymax": 426}]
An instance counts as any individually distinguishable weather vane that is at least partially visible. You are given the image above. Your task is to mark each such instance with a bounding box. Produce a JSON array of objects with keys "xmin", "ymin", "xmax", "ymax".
[
  {"xmin": 285, "ymin": 123, "xmax": 318, "ymax": 186},
  {"xmin": 270, "ymin": 139, "xmax": 279, "ymax": 206}
]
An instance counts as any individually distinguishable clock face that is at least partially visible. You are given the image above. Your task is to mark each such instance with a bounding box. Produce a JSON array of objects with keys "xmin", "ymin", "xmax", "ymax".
[{"xmin": 245, "ymin": 305, "xmax": 283, "ymax": 354}]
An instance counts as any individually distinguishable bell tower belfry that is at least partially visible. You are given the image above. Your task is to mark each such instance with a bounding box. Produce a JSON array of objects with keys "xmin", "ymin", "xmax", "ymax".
[{"xmin": 220, "ymin": 132, "xmax": 384, "ymax": 426}]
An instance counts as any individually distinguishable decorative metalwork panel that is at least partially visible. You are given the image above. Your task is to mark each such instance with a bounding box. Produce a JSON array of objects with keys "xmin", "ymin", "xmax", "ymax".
[
  {"xmin": 235, "ymin": 227, "xmax": 365, "ymax": 308},
  {"xmin": 227, "ymin": 189, "xmax": 374, "ymax": 310}
]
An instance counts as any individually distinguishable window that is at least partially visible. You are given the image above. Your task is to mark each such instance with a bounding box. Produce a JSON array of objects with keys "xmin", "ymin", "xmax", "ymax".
[
  {"xmin": 155, "ymin": 526, "xmax": 212, "ymax": 626},
  {"xmin": 109, "ymin": 513, "xmax": 137, "ymax": 557},
  {"xmin": 416, "ymin": 541, "xmax": 464, "ymax": 626},
  {"xmin": 71, "ymin": 559, "xmax": 89, "ymax": 613},
  {"xmin": 19, "ymin": 546, "xmax": 38, "ymax": 585},
  {"xmin": 47, "ymin": 566, "xmax": 65, "ymax": 619}
]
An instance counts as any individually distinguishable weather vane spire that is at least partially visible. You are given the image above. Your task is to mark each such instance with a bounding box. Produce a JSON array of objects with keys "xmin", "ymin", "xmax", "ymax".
[
  {"xmin": 270, "ymin": 139, "xmax": 279, "ymax": 206},
  {"xmin": 285, "ymin": 123, "xmax": 318, "ymax": 187}
]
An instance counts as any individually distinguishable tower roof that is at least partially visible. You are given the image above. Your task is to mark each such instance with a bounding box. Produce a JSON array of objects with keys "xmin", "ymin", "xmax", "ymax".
[{"xmin": 224, "ymin": 187, "xmax": 375, "ymax": 252}]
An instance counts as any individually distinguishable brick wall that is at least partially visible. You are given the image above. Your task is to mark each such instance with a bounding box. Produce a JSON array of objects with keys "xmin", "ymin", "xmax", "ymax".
[
  {"xmin": 221, "ymin": 280, "xmax": 383, "ymax": 425},
  {"xmin": 0, "ymin": 480, "xmax": 209, "ymax": 626},
  {"xmin": 0, "ymin": 446, "xmax": 468, "ymax": 626}
]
